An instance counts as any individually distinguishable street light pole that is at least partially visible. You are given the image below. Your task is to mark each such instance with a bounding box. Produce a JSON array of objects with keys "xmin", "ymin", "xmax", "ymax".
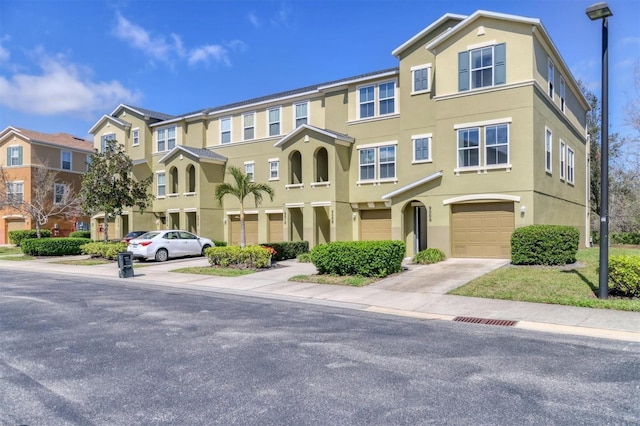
[{"xmin": 586, "ymin": 2, "xmax": 613, "ymax": 299}]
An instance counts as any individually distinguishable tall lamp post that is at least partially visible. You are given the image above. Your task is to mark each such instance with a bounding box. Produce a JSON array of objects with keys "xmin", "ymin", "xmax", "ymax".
[{"xmin": 586, "ymin": 2, "xmax": 613, "ymax": 299}]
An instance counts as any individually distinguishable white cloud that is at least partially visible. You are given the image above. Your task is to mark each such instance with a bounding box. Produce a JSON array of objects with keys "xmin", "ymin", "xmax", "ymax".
[
  {"xmin": 0, "ymin": 53, "xmax": 140, "ymax": 117},
  {"xmin": 188, "ymin": 45, "xmax": 229, "ymax": 67},
  {"xmin": 247, "ymin": 11, "xmax": 261, "ymax": 28},
  {"xmin": 0, "ymin": 36, "xmax": 10, "ymax": 64}
]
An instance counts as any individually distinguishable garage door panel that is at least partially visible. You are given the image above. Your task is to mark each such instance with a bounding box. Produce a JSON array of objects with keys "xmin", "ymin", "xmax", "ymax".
[
  {"xmin": 268, "ymin": 214, "xmax": 283, "ymax": 243},
  {"xmin": 451, "ymin": 202, "xmax": 514, "ymax": 259},
  {"xmin": 360, "ymin": 210, "xmax": 391, "ymax": 241},
  {"xmin": 231, "ymin": 215, "xmax": 258, "ymax": 246}
]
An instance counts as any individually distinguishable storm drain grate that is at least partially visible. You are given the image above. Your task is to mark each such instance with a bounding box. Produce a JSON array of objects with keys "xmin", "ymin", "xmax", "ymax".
[{"xmin": 453, "ymin": 316, "xmax": 518, "ymax": 327}]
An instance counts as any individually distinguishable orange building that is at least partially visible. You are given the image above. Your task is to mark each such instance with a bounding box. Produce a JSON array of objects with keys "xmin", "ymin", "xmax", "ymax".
[{"xmin": 0, "ymin": 127, "xmax": 93, "ymax": 244}]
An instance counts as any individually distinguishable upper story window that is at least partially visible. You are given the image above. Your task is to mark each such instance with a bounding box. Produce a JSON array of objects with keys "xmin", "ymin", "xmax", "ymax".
[
  {"xmin": 458, "ymin": 43, "xmax": 506, "ymax": 91},
  {"xmin": 412, "ymin": 134, "xmax": 432, "ymax": 163},
  {"xmin": 457, "ymin": 128, "xmax": 480, "ymax": 168},
  {"xmin": 560, "ymin": 77, "xmax": 566, "ymax": 112},
  {"xmin": 411, "ymin": 64, "xmax": 431, "ymax": 94},
  {"xmin": 268, "ymin": 107, "xmax": 281, "ymax": 137},
  {"xmin": 485, "ymin": 124, "xmax": 509, "ymax": 166},
  {"xmin": 455, "ymin": 121, "xmax": 510, "ymax": 170},
  {"xmin": 86, "ymin": 155, "xmax": 91, "ymax": 171},
  {"xmin": 559, "ymin": 140, "xmax": 566, "ymax": 181},
  {"xmin": 358, "ymin": 81, "xmax": 397, "ymax": 119},
  {"xmin": 220, "ymin": 117, "xmax": 231, "ymax": 144},
  {"xmin": 132, "ymin": 128, "xmax": 140, "ymax": 146},
  {"xmin": 54, "ymin": 183, "xmax": 66, "ymax": 204},
  {"xmin": 567, "ymin": 147, "xmax": 575, "ymax": 184},
  {"xmin": 100, "ymin": 133, "xmax": 115, "ymax": 153},
  {"xmin": 61, "ymin": 151, "xmax": 71, "ymax": 170},
  {"xmin": 269, "ymin": 159, "xmax": 279, "ymax": 180},
  {"xmin": 7, "ymin": 146, "xmax": 23, "ymax": 166},
  {"xmin": 548, "ymin": 59, "xmax": 555, "ymax": 99},
  {"xmin": 358, "ymin": 144, "xmax": 396, "ymax": 182},
  {"xmin": 244, "ymin": 161, "xmax": 254, "ymax": 182},
  {"xmin": 157, "ymin": 172, "xmax": 166, "ymax": 197},
  {"xmin": 295, "ymin": 102, "xmax": 308, "ymax": 127},
  {"xmin": 243, "ymin": 112, "xmax": 255, "ymax": 140},
  {"xmin": 157, "ymin": 126, "xmax": 176, "ymax": 152},
  {"xmin": 545, "ymin": 127, "xmax": 553, "ymax": 173},
  {"xmin": 6, "ymin": 181, "xmax": 23, "ymax": 203}
]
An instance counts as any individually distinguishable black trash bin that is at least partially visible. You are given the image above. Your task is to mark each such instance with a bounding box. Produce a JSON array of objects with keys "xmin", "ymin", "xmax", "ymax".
[{"xmin": 117, "ymin": 251, "xmax": 134, "ymax": 278}]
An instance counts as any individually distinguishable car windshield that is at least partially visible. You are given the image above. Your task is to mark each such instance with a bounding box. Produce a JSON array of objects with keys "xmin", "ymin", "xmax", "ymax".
[{"xmin": 137, "ymin": 232, "xmax": 160, "ymax": 240}]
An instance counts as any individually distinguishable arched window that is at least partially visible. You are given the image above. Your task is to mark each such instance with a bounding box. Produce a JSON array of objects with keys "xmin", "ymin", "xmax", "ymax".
[
  {"xmin": 186, "ymin": 164, "xmax": 196, "ymax": 193},
  {"xmin": 169, "ymin": 167, "xmax": 178, "ymax": 194},
  {"xmin": 314, "ymin": 147, "xmax": 328, "ymax": 182},
  {"xmin": 289, "ymin": 151, "xmax": 302, "ymax": 184}
]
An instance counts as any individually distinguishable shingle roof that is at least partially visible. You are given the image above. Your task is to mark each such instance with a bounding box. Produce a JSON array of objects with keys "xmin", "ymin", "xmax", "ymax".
[
  {"xmin": 180, "ymin": 146, "xmax": 227, "ymax": 162},
  {"xmin": 9, "ymin": 128, "xmax": 93, "ymax": 152},
  {"xmin": 123, "ymin": 105, "xmax": 176, "ymax": 121}
]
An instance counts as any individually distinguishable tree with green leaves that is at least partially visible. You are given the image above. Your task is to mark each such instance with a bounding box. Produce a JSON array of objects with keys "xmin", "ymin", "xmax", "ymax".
[
  {"xmin": 81, "ymin": 138, "xmax": 153, "ymax": 242},
  {"xmin": 215, "ymin": 165, "xmax": 275, "ymax": 248}
]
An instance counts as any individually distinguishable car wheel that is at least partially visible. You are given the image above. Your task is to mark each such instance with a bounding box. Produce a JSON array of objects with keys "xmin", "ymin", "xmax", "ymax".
[
  {"xmin": 201, "ymin": 244, "xmax": 211, "ymax": 257},
  {"xmin": 155, "ymin": 248, "xmax": 169, "ymax": 262}
]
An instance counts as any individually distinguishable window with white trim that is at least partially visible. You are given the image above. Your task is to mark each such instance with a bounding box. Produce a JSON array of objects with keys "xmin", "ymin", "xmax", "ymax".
[
  {"xmin": 157, "ymin": 126, "xmax": 176, "ymax": 152},
  {"xmin": 358, "ymin": 144, "xmax": 396, "ymax": 181},
  {"xmin": 567, "ymin": 147, "xmax": 575, "ymax": 184},
  {"xmin": 458, "ymin": 43, "xmax": 506, "ymax": 91},
  {"xmin": 245, "ymin": 162, "xmax": 254, "ymax": 182},
  {"xmin": 548, "ymin": 59, "xmax": 554, "ymax": 99},
  {"xmin": 294, "ymin": 102, "xmax": 308, "ymax": 127},
  {"xmin": 157, "ymin": 172, "xmax": 166, "ymax": 197},
  {"xmin": 269, "ymin": 159, "xmax": 279, "ymax": 180},
  {"xmin": 457, "ymin": 128, "xmax": 480, "ymax": 168},
  {"xmin": 412, "ymin": 135, "xmax": 432, "ymax": 162},
  {"xmin": 545, "ymin": 128, "xmax": 553, "ymax": 173},
  {"xmin": 132, "ymin": 128, "xmax": 139, "ymax": 146},
  {"xmin": 412, "ymin": 65, "xmax": 431, "ymax": 93},
  {"xmin": 243, "ymin": 112, "xmax": 255, "ymax": 140},
  {"xmin": 268, "ymin": 107, "xmax": 281, "ymax": 136},
  {"xmin": 61, "ymin": 151, "xmax": 71, "ymax": 170},
  {"xmin": 560, "ymin": 77, "xmax": 566, "ymax": 112},
  {"xmin": 54, "ymin": 183, "xmax": 66, "ymax": 204},
  {"xmin": 7, "ymin": 146, "xmax": 23, "ymax": 166},
  {"xmin": 456, "ymin": 123, "xmax": 510, "ymax": 169},
  {"xmin": 86, "ymin": 155, "xmax": 91, "ymax": 171},
  {"xmin": 559, "ymin": 140, "xmax": 566, "ymax": 180},
  {"xmin": 220, "ymin": 117, "xmax": 231, "ymax": 144},
  {"xmin": 358, "ymin": 81, "xmax": 396, "ymax": 119},
  {"xmin": 100, "ymin": 133, "xmax": 115, "ymax": 153},
  {"xmin": 485, "ymin": 124, "xmax": 509, "ymax": 165},
  {"xmin": 6, "ymin": 181, "xmax": 23, "ymax": 203}
]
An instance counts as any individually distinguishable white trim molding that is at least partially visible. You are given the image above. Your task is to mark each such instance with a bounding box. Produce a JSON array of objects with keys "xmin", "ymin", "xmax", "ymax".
[{"xmin": 442, "ymin": 194, "xmax": 521, "ymax": 205}]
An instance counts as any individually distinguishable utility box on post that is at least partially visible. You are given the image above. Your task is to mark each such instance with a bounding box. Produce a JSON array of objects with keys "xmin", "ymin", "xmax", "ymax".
[{"xmin": 117, "ymin": 251, "xmax": 134, "ymax": 278}]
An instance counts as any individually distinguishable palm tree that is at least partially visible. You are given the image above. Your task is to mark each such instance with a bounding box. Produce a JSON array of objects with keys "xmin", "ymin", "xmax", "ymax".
[{"xmin": 215, "ymin": 166, "xmax": 275, "ymax": 248}]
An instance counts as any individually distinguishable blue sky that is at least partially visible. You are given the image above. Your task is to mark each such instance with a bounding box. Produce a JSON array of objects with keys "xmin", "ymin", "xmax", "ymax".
[{"xmin": 0, "ymin": 0, "xmax": 638, "ymax": 140}]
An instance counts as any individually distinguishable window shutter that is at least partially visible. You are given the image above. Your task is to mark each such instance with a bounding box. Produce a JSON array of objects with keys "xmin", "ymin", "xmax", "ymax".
[
  {"xmin": 494, "ymin": 43, "xmax": 506, "ymax": 85},
  {"xmin": 458, "ymin": 51, "xmax": 469, "ymax": 91},
  {"xmin": 17, "ymin": 147, "xmax": 23, "ymax": 165},
  {"xmin": 5, "ymin": 147, "xmax": 8, "ymax": 163}
]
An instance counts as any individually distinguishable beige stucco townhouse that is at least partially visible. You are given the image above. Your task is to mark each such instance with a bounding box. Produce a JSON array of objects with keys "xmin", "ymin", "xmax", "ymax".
[{"xmin": 88, "ymin": 10, "xmax": 590, "ymax": 258}]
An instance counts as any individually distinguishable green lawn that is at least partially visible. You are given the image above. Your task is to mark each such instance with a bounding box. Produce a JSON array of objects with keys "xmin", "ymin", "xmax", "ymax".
[
  {"xmin": 449, "ymin": 247, "xmax": 640, "ymax": 311},
  {"xmin": 0, "ymin": 246, "xmax": 22, "ymax": 256},
  {"xmin": 170, "ymin": 266, "xmax": 255, "ymax": 277},
  {"xmin": 289, "ymin": 274, "xmax": 376, "ymax": 287}
]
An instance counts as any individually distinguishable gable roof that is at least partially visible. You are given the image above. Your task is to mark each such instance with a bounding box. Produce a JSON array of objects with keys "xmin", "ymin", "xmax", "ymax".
[
  {"xmin": 88, "ymin": 115, "xmax": 132, "ymax": 134},
  {"xmin": 274, "ymin": 124, "xmax": 355, "ymax": 148},
  {"xmin": 392, "ymin": 13, "xmax": 467, "ymax": 57},
  {"xmin": 0, "ymin": 126, "xmax": 93, "ymax": 152},
  {"xmin": 382, "ymin": 170, "xmax": 443, "ymax": 200},
  {"xmin": 158, "ymin": 145, "xmax": 227, "ymax": 165},
  {"xmin": 111, "ymin": 104, "xmax": 176, "ymax": 121}
]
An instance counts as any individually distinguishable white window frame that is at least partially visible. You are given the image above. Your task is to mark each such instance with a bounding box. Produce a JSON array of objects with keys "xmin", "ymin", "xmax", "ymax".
[
  {"xmin": 545, "ymin": 127, "xmax": 553, "ymax": 173},
  {"xmin": 470, "ymin": 46, "xmax": 495, "ymax": 89},
  {"xmin": 457, "ymin": 128, "xmax": 481, "ymax": 168},
  {"xmin": 268, "ymin": 107, "xmax": 281, "ymax": 137},
  {"xmin": 100, "ymin": 133, "xmax": 115, "ymax": 153},
  {"xmin": 132, "ymin": 128, "xmax": 140, "ymax": 146},
  {"xmin": 156, "ymin": 171, "xmax": 166, "ymax": 198},
  {"xmin": 560, "ymin": 77, "xmax": 566, "ymax": 113},
  {"xmin": 220, "ymin": 117, "xmax": 232, "ymax": 144},
  {"xmin": 243, "ymin": 112, "xmax": 255, "ymax": 141},
  {"xmin": 411, "ymin": 64, "xmax": 431, "ymax": 94},
  {"xmin": 61, "ymin": 150, "xmax": 72, "ymax": 171},
  {"xmin": 86, "ymin": 154, "xmax": 91, "ymax": 171},
  {"xmin": 548, "ymin": 59, "xmax": 554, "ymax": 99},
  {"xmin": 559, "ymin": 140, "xmax": 566, "ymax": 181},
  {"xmin": 567, "ymin": 147, "xmax": 575, "ymax": 184},
  {"xmin": 357, "ymin": 80, "xmax": 397, "ymax": 120},
  {"xmin": 54, "ymin": 183, "xmax": 66, "ymax": 204},
  {"xmin": 268, "ymin": 158, "xmax": 279, "ymax": 180},
  {"xmin": 484, "ymin": 124, "xmax": 510, "ymax": 166},
  {"xmin": 156, "ymin": 126, "xmax": 176, "ymax": 153},
  {"xmin": 356, "ymin": 142, "xmax": 397, "ymax": 184},
  {"xmin": 6, "ymin": 181, "xmax": 24, "ymax": 203},
  {"xmin": 412, "ymin": 134, "xmax": 432, "ymax": 163},
  {"xmin": 8, "ymin": 146, "xmax": 22, "ymax": 166},
  {"xmin": 294, "ymin": 101, "xmax": 309, "ymax": 128},
  {"xmin": 244, "ymin": 161, "xmax": 255, "ymax": 182}
]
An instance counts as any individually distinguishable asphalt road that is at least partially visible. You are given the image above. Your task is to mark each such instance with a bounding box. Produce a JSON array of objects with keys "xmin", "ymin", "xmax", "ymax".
[{"xmin": 1, "ymin": 270, "xmax": 639, "ymax": 425}]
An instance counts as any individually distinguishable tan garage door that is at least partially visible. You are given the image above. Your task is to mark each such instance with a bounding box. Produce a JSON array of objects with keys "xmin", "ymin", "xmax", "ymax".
[
  {"xmin": 5, "ymin": 219, "xmax": 27, "ymax": 244},
  {"xmin": 230, "ymin": 215, "xmax": 258, "ymax": 246},
  {"xmin": 97, "ymin": 219, "xmax": 116, "ymax": 241},
  {"xmin": 360, "ymin": 209, "xmax": 391, "ymax": 241},
  {"xmin": 268, "ymin": 213, "xmax": 283, "ymax": 243},
  {"xmin": 451, "ymin": 202, "xmax": 514, "ymax": 258}
]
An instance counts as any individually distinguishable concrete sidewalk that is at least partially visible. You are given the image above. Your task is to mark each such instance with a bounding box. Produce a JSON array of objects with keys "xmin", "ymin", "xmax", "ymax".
[{"xmin": 1, "ymin": 255, "xmax": 638, "ymax": 342}]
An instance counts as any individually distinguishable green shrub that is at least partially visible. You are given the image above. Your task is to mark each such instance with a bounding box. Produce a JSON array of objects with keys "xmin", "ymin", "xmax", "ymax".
[
  {"xmin": 80, "ymin": 241, "xmax": 128, "ymax": 260},
  {"xmin": 511, "ymin": 225, "xmax": 579, "ymax": 265},
  {"xmin": 611, "ymin": 232, "xmax": 640, "ymax": 246},
  {"xmin": 260, "ymin": 241, "xmax": 309, "ymax": 261},
  {"xmin": 213, "ymin": 240, "xmax": 227, "ymax": 247},
  {"xmin": 297, "ymin": 253, "xmax": 312, "ymax": 263},
  {"xmin": 310, "ymin": 240, "xmax": 405, "ymax": 278},
  {"xmin": 413, "ymin": 248, "xmax": 446, "ymax": 264},
  {"xmin": 608, "ymin": 255, "xmax": 640, "ymax": 298},
  {"xmin": 9, "ymin": 229, "xmax": 51, "ymax": 246},
  {"xmin": 205, "ymin": 245, "xmax": 272, "ymax": 268},
  {"xmin": 69, "ymin": 230, "xmax": 92, "ymax": 239},
  {"xmin": 21, "ymin": 238, "xmax": 89, "ymax": 256}
]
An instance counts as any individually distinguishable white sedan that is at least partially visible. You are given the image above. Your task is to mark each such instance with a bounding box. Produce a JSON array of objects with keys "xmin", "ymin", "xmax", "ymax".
[{"xmin": 127, "ymin": 230, "xmax": 214, "ymax": 262}]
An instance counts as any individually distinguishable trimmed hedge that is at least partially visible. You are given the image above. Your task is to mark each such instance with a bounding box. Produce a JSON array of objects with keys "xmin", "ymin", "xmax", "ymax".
[
  {"xmin": 511, "ymin": 225, "xmax": 579, "ymax": 265},
  {"xmin": 297, "ymin": 253, "xmax": 312, "ymax": 263},
  {"xmin": 205, "ymin": 245, "xmax": 272, "ymax": 269},
  {"xmin": 81, "ymin": 241, "xmax": 128, "ymax": 260},
  {"xmin": 311, "ymin": 240, "xmax": 406, "ymax": 278},
  {"xmin": 9, "ymin": 229, "xmax": 51, "ymax": 246},
  {"xmin": 413, "ymin": 248, "xmax": 446, "ymax": 264},
  {"xmin": 70, "ymin": 230, "xmax": 92, "ymax": 239},
  {"xmin": 260, "ymin": 241, "xmax": 309, "ymax": 261},
  {"xmin": 608, "ymin": 255, "xmax": 640, "ymax": 298},
  {"xmin": 611, "ymin": 232, "xmax": 640, "ymax": 246},
  {"xmin": 212, "ymin": 240, "xmax": 227, "ymax": 247},
  {"xmin": 21, "ymin": 238, "xmax": 90, "ymax": 256}
]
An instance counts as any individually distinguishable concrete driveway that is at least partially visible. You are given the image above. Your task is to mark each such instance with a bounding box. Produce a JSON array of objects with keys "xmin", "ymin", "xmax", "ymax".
[{"xmin": 371, "ymin": 258, "xmax": 510, "ymax": 294}]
